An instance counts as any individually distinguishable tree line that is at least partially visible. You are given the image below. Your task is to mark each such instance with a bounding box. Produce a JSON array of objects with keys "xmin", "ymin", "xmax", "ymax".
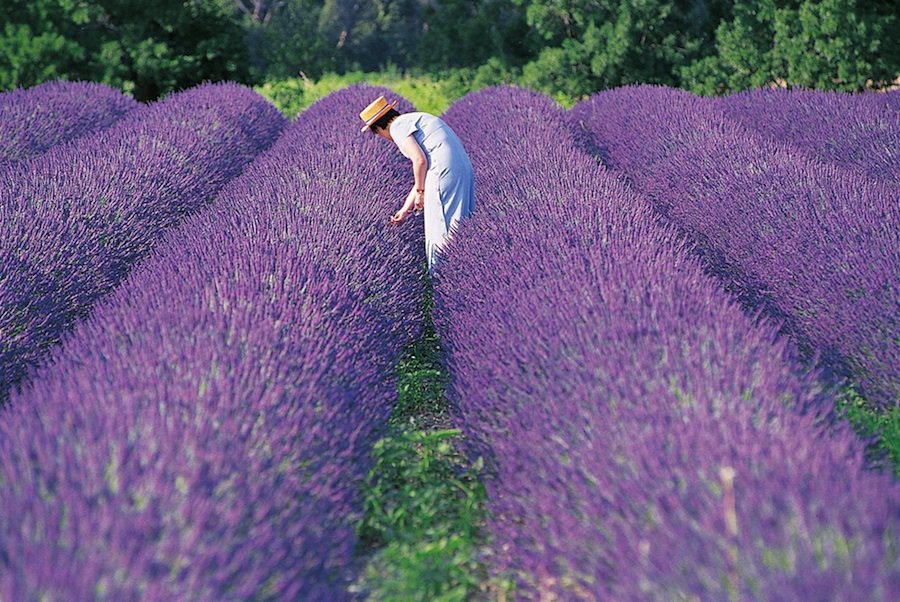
[{"xmin": 2, "ymin": 0, "xmax": 897, "ymax": 101}]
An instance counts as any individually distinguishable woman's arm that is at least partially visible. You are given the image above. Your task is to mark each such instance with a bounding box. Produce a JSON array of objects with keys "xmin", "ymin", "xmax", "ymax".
[
  {"xmin": 390, "ymin": 193, "xmax": 416, "ymax": 225},
  {"xmin": 395, "ymin": 134, "xmax": 427, "ymax": 209}
]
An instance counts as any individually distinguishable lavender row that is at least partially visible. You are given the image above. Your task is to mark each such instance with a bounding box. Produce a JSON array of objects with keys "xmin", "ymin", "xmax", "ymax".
[
  {"xmin": 571, "ymin": 85, "xmax": 900, "ymax": 406},
  {"xmin": 885, "ymin": 89, "xmax": 900, "ymax": 111},
  {"xmin": 0, "ymin": 80, "xmax": 140, "ymax": 170},
  {"xmin": 0, "ymin": 82, "xmax": 286, "ymax": 399},
  {"xmin": 435, "ymin": 86, "xmax": 899, "ymax": 599},
  {"xmin": 717, "ymin": 87, "xmax": 900, "ymax": 183},
  {"xmin": 0, "ymin": 84, "xmax": 423, "ymax": 599}
]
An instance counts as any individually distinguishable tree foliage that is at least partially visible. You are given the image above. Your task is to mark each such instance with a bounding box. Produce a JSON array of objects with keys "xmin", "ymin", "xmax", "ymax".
[
  {"xmin": 684, "ymin": 0, "xmax": 899, "ymax": 94},
  {"xmin": 516, "ymin": 0, "xmax": 729, "ymax": 94},
  {"xmin": 92, "ymin": 0, "xmax": 251, "ymax": 100},
  {"xmin": 0, "ymin": 1, "xmax": 90, "ymax": 91},
  {"xmin": 0, "ymin": 0, "xmax": 251, "ymax": 100},
  {"xmin": 1, "ymin": 1, "xmax": 898, "ymax": 98}
]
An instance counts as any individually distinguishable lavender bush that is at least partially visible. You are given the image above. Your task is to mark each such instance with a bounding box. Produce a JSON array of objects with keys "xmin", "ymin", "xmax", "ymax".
[
  {"xmin": 884, "ymin": 89, "xmax": 899, "ymax": 111},
  {"xmin": 571, "ymin": 85, "xmax": 900, "ymax": 407},
  {"xmin": 718, "ymin": 88, "xmax": 900, "ymax": 183},
  {"xmin": 0, "ymin": 82, "xmax": 286, "ymax": 400},
  {"xmin": 0, "ymin": 80, "xmax": 139, "ymax": 170},
  {"xmin": 434, "ymin": 86, "xmax": 900, "ymax": 599},
  {"xmin": 0, "ymin": 84, "xmax": 423, "ymax": 599}
]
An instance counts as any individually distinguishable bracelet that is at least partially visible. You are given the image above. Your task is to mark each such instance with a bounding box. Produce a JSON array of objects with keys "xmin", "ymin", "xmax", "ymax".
[{"xmin": 416, "ymin": 188, "xmax": 424, "ymax": 194}]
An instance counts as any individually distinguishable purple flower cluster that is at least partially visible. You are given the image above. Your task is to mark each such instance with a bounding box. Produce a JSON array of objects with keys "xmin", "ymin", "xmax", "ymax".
[
  {"xmin": 717, "ymin": 87, "xmax": 900, "ymax": 183},
  {"xmin": 0, "ymin": 85, "xmax": 423, "ymax": 599},
  {"xmin": 435, "ymin": 86, "xmax": 900, "ymax": 599},
  {"xmin": 571, "ymin": 85, "xmax": 900, "ymax": 406},
  {"xmin": 0, "ymin": 82, "xmax": 286, "ymax": 399},
  {"xmin": 0, "ymin": 80, "xmax": 139, "ymax": 170},
  {"xmin": 884, "ymin": 89, "xmax": 900, "ymax": 111}
]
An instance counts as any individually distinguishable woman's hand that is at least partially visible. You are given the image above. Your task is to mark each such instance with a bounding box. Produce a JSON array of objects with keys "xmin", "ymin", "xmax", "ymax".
[
  {"xmin": 390, "ymin": 206, "xmax": 410, "ymax": 225},
  {"xmin": 390, "ymin": 197, "xmax": 415, "ymax": 225}
]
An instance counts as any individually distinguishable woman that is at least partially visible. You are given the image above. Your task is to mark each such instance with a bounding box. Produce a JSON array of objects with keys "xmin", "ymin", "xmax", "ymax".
[{"xmin": 359, "ymin": 95, "xmax": 475, "ymax": 273}]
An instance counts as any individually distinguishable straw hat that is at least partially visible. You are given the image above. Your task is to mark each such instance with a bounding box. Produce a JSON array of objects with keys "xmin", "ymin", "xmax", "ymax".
[{"xmin": 359, "ymin": 95, "xmax": 399, "ymax": 132}]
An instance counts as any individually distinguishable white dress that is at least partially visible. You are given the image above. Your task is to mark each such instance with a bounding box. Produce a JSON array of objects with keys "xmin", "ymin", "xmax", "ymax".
[{"xmin": 390, "ymin": 112, "xmax": 475, "ymax": 273}]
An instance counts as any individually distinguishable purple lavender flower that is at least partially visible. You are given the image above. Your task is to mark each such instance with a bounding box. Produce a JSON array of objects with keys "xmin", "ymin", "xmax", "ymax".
[
  {"xmin": 572, "ymin": 85, "xmax": 900, "ymax": 407},
  {"xmin": 0, "ymin": 80, "xmax": 139, "ymax": 170},
  {"xmin": 882, "ymin": 89, "xmax": 899, "ymax": 111},
  {"xmin": 718, "ymin": 87, "xmax": 900, "ymax": 183},
  {"xmin": 434, "ymin": 85, "xmax": 900, "ymax": 599},
  {"xmin": 0, "ymin": 85, "xmax": 423, "ymax": 598},
  {"xmin": 0, "ymin": 82, "xmax": 286, "ymax": 399}
]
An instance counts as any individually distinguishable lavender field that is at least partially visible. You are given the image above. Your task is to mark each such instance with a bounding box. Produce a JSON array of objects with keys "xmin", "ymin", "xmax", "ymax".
[{"xmin": 0, "ymin": 80, "xmax": 897, "ymax": 600}]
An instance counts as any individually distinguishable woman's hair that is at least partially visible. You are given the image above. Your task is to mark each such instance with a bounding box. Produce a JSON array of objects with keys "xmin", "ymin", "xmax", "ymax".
[{"xmin": 370, "ymin": 108, "xmax": 400, "ymax": 133}]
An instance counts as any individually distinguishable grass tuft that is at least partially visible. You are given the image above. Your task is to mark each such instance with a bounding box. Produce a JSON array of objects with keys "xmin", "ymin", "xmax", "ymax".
[
  {"xmin": 354, "ymin": 287, "xmax": 496, "ymax": 601},
  {"xmin": 837, "ymin": 386, "xmax": 900, "ymax": 475}
]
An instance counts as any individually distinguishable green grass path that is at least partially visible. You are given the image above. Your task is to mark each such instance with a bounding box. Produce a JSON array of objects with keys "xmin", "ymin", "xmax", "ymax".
[
  {"xmin": 838, "ymin": 387, "xmax": 900, "ymax": 476},
  {"xmin": 353, "ymin": 289, "xmax": 505, "ymax": 600}
]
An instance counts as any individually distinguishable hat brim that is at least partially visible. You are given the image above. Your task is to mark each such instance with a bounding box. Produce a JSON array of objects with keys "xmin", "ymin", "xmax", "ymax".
[{"xmin": 360, "ymin": 100, "xmax": 399, "ymax": 132}]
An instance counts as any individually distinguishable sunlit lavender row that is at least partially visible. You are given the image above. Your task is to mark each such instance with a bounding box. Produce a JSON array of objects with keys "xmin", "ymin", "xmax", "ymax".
[
  {"xmin": 0, "ymin": 80, "xmax": 139, "ymax": 170},
  {"xmin": 571, "ymin": 85, "xmax": 900, "ymax": 407},
  {"xmin": 0, "ymin": 85, "xmax": 423, "ymax": 599},
  {"xmin": 884, "ymin": 89, "xmax": 900, "ymax": 110},
  {"xmin": 435, "ymin": 86, "xmax": 899, "ymax": 599},
  {"xmin": 0, "ymin": 82, "xmax": 286, "ymax": 400},
  {"xmin": 718, "ymin": 87, "xmax": 900, "ymax": 183}
]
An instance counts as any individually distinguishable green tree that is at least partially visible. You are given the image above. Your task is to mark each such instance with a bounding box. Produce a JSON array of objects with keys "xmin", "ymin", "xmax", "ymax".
[
  {"xmin": 90, "ymin": 1, "xmax": 252, "ymax": 100},
  {"xmin": 515, "ymin": 0, "xmax": 727, "ymax": 99},
  {"xmin": 253, "ymin": 0, "xmax": 328, "ymax": 79},
  {"xmin": 0, "ymin": 0, "xmax": 94, "ymax": 90},
  {"xmin": 416, "ymin": 0, "xmax": 533, "ymax": 71},
  {"xmin": 1, "ymin": 1, "xmax": 252, "ymax": 100},
  {"xmin": 683, "ymin": 0, "xmax": 899, "ymax": 94},
  {"xmin": 314, "ymin": 0, "xmax": 424, "ymax": 72},
  {"xmin": 775, "ymin": 0, "xmax": 896, "ymax": 89},
  {"xmin": 255, "ymin": 0, "xmax": 430, "ymax": 78}
]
